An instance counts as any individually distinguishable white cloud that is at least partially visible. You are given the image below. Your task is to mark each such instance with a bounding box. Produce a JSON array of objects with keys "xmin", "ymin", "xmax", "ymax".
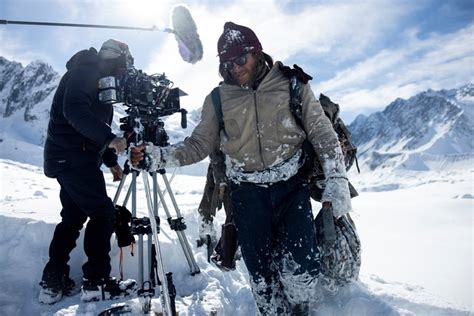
[
  {"xmin": 316, "ymin": 23, "xmax": 474, "ymax": 114},
  {"xmin": 0, "ymin": 29, "xmax": 54, "ymax": 67},
  {"xmin": 144, "ymin": 0, "xmax": 413, "ymax": 111}
]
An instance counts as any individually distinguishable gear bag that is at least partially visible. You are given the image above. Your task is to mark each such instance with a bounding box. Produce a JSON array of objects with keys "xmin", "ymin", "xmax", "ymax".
[{"xmin": 315, "ymin": 206, "xmax": 361, "ymax": 291}]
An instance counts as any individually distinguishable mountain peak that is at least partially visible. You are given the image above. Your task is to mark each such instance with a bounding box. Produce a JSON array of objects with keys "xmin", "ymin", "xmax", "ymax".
[
  {"xmin": 349, "ymin": 84, "xmax": 473, "ymax": 171},
  {"xmin": 0, "ymin": 56, "xmax": 60, "ymax": 119}
]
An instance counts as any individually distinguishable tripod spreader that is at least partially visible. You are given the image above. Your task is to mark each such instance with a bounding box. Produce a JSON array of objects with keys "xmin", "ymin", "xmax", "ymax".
[
  {"xmin": 167, "ymin": 217, "xmax": 187, "ymax": 231},
  {"xmin": 131, "ymin": 217, "xmax": 161, "ymax": 235}
]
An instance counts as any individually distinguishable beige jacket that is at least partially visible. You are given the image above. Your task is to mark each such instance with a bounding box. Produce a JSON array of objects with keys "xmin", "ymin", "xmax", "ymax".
[{"xmin": 162, "ymin": 61, "xmax": 352, "ymax": 215}]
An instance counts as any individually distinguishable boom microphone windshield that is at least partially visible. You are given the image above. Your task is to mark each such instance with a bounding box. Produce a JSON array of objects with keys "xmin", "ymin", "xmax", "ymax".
[{"xmin": 171, "ymin": 5, "xmax": 203, "ymax": 64}]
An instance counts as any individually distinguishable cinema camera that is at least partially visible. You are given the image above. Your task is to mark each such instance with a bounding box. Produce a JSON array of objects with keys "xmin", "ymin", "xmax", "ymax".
[{"xmin": 98, "ymin": 67, "xmax": 187, "ymax": 170}]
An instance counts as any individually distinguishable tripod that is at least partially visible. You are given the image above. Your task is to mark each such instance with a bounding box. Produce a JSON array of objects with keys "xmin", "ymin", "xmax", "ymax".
[{"xmin": 112, "ymin": 161, "xmax": 200, "ymax": 315}]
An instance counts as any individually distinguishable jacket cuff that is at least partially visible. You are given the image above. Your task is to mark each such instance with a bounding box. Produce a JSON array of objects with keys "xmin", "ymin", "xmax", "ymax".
[
  {"xmin": 102, "ymin": 133, "xmax": 117, "ymax": 151},
  {"xmin": 102, "ymin": 147, "xmax": 118, "ymax": 168}
]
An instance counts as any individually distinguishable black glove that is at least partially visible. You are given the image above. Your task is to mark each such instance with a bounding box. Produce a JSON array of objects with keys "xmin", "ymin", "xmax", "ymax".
[{"xmin": 114, "ymin": 205, "xmax": 135, "ymax": 248}]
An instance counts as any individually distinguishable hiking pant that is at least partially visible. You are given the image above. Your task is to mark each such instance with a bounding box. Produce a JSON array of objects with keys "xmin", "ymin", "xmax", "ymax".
[
  {"xmin": 42, "ymin": 165, "xmax": 115, "ymax": 282},
  {"xmin": 230, "ymin": 174, "xmax": 319, "ymax": 315}
]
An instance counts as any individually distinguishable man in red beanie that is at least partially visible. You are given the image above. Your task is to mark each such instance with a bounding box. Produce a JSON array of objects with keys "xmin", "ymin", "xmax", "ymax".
[{"xmin": 131, "ymin": 22, "xmax": 352, "ymax": 315}]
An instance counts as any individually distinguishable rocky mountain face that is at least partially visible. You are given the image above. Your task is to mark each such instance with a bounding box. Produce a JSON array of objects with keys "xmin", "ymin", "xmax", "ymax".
[
  {"xmin": 348, "ymin": 84, "xmax": 474, "ymax": 171},
  {"xmin": 0, "ymin": 57, "xmax": 60, "ymax": 121}
]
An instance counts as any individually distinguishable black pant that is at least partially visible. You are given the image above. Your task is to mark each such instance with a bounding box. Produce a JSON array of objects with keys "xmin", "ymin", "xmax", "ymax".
[
  {"xmin": 230, "ymin": 174, "xmax": 319, "ymax": 315},
  {"xmin": 43, "ymin": 164, "xmax": 115, "ymax": 281}
]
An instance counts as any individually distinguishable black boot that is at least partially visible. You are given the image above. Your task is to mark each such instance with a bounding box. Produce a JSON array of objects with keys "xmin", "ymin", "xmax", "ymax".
[
  {"xmin": 81, "ymin": 277, "xmax": 137, "ymax": 302},
  {"xmin": 39, "ymin": 265, "xmax": 77, "ymax": 304}
]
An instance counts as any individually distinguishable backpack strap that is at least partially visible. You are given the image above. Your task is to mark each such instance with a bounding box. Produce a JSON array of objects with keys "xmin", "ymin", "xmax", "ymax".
[
  {"xmin": 288, "ymin": 76, "xmax": 305, "ymax": 130},
  {"xmin": 210, "ymin": 86, "xmax": 228, "ymax": 137},
  {"xmin": 282, "ymin": 63, "xmax": 312, "ymax": 132}
]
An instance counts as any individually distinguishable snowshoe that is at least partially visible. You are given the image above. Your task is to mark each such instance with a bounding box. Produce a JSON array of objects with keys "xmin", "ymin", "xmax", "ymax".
[{"xmin": 81, "ymin": 277, "xmax": 137, "ymax": 302}]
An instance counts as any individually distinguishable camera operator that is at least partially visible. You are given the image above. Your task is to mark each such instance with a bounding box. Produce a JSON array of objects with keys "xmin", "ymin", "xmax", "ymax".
[
  {"xmin": 131, "ymin": 22, "xmax": 352, "ymax": 314},
  {"xmin": 39, "ymin": 39, "xmax": 137, "ymax": 304}
]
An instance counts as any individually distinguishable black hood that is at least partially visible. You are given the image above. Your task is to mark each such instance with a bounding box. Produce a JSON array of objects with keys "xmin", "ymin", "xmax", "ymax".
[{"xmin": 65, "ymin": 47, "xmax": 99, "ymax": 71}]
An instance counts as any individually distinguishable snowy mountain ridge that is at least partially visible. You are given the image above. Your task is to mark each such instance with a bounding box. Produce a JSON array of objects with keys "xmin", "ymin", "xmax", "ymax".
[
  {"xmin": 0, "ymin": 56, "xmax": 59, "ymax": 121},
  {"xmin": 1, "ymin": 56, "xmax": 472, "ymax": 175},
  {"xmin": 349, "ymin": 84, "xmax": 474, "ymax": 171}
]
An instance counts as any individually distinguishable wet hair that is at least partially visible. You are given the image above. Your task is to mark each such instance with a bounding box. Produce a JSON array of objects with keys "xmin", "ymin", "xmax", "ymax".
[{"xmin": 218, "ymin": 52, "xmax": 273, "ymax": 88}]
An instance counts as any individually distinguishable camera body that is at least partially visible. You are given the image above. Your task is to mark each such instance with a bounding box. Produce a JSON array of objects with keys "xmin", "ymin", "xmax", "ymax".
[{"xmin": 98, "ymin": 67, "xmax": 187, "ymax": 169}]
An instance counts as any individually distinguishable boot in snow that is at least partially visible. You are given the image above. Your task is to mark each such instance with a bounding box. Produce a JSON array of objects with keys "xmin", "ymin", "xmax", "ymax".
[
  {"xmin": 81, "ymin": 277, "xmax": 137, "ymax": 302},
  {"xmin": 39, "ymin": 272, "xmax": 77, "ymax": 304}
]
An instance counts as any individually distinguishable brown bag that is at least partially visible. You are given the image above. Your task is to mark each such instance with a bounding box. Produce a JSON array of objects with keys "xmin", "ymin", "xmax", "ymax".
[{"xmin": 211, "ymin": 222, "xmax": 239, "ymax": 271}]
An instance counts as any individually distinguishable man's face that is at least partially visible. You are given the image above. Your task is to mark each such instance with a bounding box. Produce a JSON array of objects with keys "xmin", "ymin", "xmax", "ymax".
[{"xmin": 227, "ymin": 53, "xmax": 257, "ymax": 86}]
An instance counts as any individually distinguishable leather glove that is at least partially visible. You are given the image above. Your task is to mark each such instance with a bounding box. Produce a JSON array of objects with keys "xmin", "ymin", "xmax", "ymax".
[
  {"xmin": 109, "ymin": 164, "xmax": 123, "ymax": 182},
  {"xmin": 129, "ymin": 142, "xmax": 164, "ymax": 171}
]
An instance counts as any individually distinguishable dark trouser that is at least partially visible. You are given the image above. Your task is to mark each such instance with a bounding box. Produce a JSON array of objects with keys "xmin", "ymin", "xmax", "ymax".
[
  {"xmin": 230, "ymin": 174, "xmax": 319, "ymax": 315},
  {"xmin": 42, "ymin": 165, "xmax": 115, "ymax": 282}
]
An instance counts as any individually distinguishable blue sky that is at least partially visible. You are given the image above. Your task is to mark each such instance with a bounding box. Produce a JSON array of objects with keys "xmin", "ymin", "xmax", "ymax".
[{"xmin": 1, "ymin": 0, "xmax": 473, "ymax": 122}]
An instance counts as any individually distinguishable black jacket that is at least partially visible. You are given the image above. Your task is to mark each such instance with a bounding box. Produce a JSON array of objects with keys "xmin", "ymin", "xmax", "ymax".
[{"xmin": 44, "ymin": 48, "xmax": 118, "ymax": 178}]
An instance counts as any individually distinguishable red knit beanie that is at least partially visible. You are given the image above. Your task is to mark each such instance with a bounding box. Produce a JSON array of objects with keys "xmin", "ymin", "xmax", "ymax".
[{"xmin": 217, "ymin": 22, "xmax": 262, "ymax": 63}]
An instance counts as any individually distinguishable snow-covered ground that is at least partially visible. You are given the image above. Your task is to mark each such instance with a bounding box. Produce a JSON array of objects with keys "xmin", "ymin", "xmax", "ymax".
[{"xmin": 0, "ymin": 141, "xmax": 472, "ymax": 315}]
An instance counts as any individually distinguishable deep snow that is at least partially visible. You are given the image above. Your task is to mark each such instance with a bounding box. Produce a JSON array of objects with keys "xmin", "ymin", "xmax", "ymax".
[{"xmin": 0, "ymin": 143, "xmax": 472, "ymax": 315}]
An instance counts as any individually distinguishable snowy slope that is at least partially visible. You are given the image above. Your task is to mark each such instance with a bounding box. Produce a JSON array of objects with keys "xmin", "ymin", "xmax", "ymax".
[{"xmin": 0, "ymin": 158, "xmax": 472, "ymax": 315}]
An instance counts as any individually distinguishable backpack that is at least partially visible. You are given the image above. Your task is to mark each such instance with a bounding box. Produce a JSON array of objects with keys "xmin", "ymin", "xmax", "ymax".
[{"xmin": 286, "ymin": 74, "xmax": 360, "ymax": 201}]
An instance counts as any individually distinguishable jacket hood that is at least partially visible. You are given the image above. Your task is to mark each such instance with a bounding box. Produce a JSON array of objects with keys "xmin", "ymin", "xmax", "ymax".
[{"xmin": 65, "ymin": 47, "xmax": 99, "ymax": 71}]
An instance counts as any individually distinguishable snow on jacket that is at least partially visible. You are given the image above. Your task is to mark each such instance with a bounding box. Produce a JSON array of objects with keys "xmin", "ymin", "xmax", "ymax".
[
  {"xmin": 43, "ymin": 48, "xmax": 117, "ymax": 178},
  {"xmin": 162, "ymin": 61, "xmax": 352, "ymax": 216}
]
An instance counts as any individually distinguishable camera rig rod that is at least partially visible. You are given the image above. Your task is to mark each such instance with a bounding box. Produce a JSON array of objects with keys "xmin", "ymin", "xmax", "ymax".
[{"xmin": 0, "ymin": 19, "xmax": 175, "ymax": 34}]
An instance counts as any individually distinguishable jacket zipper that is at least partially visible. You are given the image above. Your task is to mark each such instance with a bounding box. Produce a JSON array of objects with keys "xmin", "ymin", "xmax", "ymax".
[{"xmin": 253, "ymin": 91, "xmax": 265, "ymax": 168}]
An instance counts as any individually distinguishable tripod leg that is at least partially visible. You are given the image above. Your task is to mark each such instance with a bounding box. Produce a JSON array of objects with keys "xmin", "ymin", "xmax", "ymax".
[
  {"xmin": 154, "ymin": 168, "xmax": 177, "ymax": 211},
  {"xmin": 130, "ymin": 171, "xmax": 145, "ymax": 287},
  {"xmin": 160, "ymin": 173, "xmax": 201, "ymax": 275},
  {"xmin": 112, "ymin": 172, "xmax": 128, "ymax": 206},
  {"xmin": 152, "ymin": 172, "xmax": 200, "ymax": 275},
  {"xmin": 142, "ymin": 173, "xmax": 173, "ymax": 315},
  {"xmin": 122, "ymin": 181, "xmax": 133, "ymax": 208},
  {"xmin": 131, "ymin": 171, "xmax": 138, "ymax": 218},
  {"xmin": 138, "ymin": 234, "xmax": 144, "ymax": 287}
]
